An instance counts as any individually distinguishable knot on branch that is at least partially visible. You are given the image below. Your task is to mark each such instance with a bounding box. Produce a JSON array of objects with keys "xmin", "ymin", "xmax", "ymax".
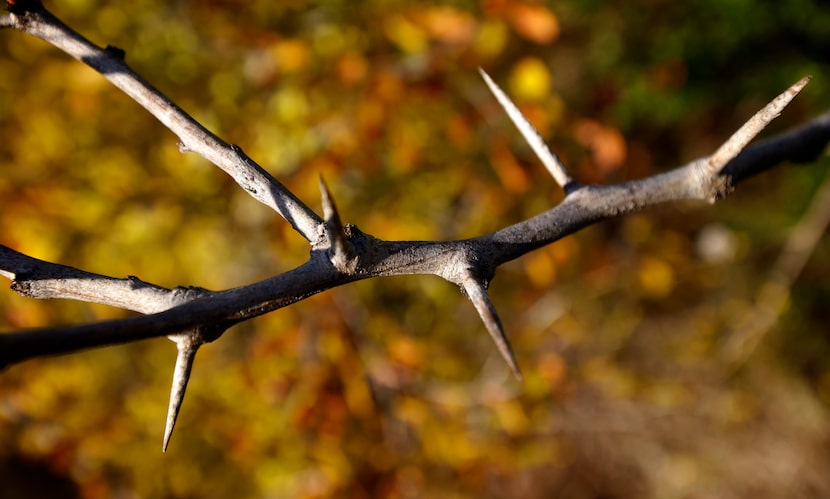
[
  {"xmin": 709, "ymin": 174, "xmax": 736, "ymax": 203},
  {"xmin": 104, "ymin": 44, "xmax": 126, "ymax": 61},
  {"xmin": 9, "ymin": 279, "xmax": 32, "ymax": 296},
  {"xmin": 170, "ymin": 285, "xmax": 212, "ymax": 303}
]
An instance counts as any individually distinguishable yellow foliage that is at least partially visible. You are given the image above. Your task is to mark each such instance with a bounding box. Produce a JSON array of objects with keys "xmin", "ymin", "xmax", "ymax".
[
  {"xmin": 637, "ymin": 256, "xmax": 676, "ymax": 299},
  {"xmin": 524, "ymin": 247, "xmax": 557, "ymax": 288},
  {"xmin": 384, "ymin": 14, "xmax": 428, "ymax": 54},
  {"xmin": 475, "ymin": 19, "xmax": 509, "ymax": 58},
  {"xmin": 509, "ymin": 56, "xmax": 552, "ymax": 101},
  {"xmin": 270, "ymin": 39, "xmax": 311, "ymax": 74}
]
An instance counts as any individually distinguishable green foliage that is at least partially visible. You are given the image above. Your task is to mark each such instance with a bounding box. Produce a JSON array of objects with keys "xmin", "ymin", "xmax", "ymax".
[{"xmin": 1, "ymin": 1, "xmax": 829, "ymax": 497}]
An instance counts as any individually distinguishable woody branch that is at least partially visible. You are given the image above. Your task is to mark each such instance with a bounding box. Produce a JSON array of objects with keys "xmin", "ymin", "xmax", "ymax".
[{"xmin": 1, "ymin": 0, "xmax": 829, "ymax": 450}]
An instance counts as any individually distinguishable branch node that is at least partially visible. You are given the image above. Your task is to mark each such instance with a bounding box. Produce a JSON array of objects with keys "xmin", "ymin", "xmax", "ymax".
[
  {"xmin": 104, "ymin": 44, "xmax": 125, "ymax": 60},
  {"xmin": 563, "ymin": 180, "xmax": 583, "ymax": 196}
]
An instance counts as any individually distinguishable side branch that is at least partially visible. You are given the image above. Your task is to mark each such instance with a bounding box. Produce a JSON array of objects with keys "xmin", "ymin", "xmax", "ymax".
[
  {"xmin": 5, "ymin": 2, "xmax": 322, "ymax": 241},
  {"xmin": 1, "ymin": 244, "xmax": 187, "ymax": 313},
  {"xmin": 2, "ymin": 104, "xmax": 829, "ymax": 369},
  {"xmin": 1, "ymin": 5, "xmax": 828, "ymax": 378}
]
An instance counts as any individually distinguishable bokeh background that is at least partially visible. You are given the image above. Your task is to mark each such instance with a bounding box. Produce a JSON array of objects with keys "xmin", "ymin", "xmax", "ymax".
[{"xmin": 2, "ymin": 0, "xmax": 830, "ymax": 497}]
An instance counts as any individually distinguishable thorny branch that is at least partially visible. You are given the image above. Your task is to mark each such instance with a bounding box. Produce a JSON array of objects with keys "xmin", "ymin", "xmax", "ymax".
[{"xmin": 1, "ymin": 0, "xmax": 829, "ymax": 450}]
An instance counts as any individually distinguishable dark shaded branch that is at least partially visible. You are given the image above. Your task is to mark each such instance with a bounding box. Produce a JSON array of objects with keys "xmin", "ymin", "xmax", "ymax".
[{"xmin": 723, "ymin": 110, "xmax": 830, "ymax": 182}]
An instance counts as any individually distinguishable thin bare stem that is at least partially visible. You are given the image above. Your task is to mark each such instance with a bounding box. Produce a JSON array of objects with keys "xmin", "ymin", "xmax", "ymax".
[
  {"xmin": 1, "ymin": 244, "xmax": 181, "ymax": 313},
  {"xmin": 5, "ymin": 4, "xmax": 322, "ymax": 241},
  {"xmin": 479, "ymin": 68, "xmax": 575, "ymax": 190}
]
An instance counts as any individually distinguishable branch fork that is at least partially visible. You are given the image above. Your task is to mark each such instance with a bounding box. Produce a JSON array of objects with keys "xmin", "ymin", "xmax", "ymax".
[{"xmin": 2, "ymin": 1, "xmax": 827, "ymax": 450}]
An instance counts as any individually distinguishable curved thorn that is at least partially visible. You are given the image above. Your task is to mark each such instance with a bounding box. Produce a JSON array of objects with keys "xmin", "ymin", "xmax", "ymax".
[
  {"xmin": 706, "ymin": 76, "xmax": 812, "ymax": 177},
  {"xmin": 479, "ymin": 68, "xmax": 575, "ymax": 190},
  {"xmin": 163, "ymin": 337, "xmax": 199, "ymax": 453},
  {"xmin": 462, "ymin": 276, "xmax": 522, "ymax": 380}
]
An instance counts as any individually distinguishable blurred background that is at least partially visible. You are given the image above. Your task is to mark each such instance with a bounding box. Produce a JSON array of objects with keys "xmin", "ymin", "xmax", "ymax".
[{"xmin": 1, "ymin": 0, "xmax": 830, "ymax": 497}]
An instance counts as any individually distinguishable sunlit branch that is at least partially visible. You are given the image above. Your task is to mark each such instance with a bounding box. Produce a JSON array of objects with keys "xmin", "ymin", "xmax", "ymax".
[
  {"xmin": 2, "ymin": 0, "xmax": 829, "ymax": 452},
  {"xmin": 5, "ymin": 2, "xmax": 322, "ymax": 242}
]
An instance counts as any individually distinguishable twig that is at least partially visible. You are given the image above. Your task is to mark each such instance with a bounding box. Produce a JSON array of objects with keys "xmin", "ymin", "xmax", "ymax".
[
  {"xmin": 4, "ymin": 2, "xmax": 322, "ymax": 241},
  {"xmin": 1, "ymin": 0, "xmax": 828, "ymax": 450}
]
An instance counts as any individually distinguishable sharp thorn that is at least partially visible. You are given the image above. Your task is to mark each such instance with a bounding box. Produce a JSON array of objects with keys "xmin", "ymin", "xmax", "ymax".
[
  {"xmin": 707, "ymin": 75, "xmax": 812, "ymax": 176},
  {"xmin": 462, "ymin": 276, "xmax": 522, "ymax": 380},
  {"xmin": 319, "ymin": 176, "xmax": 357, "ymax": 271},
  {"xmin": 479, "ymin": 67, "xmax": 575, "ymax": 190},
  {"xmin": 162, "ymin": 337, "xmax": 199, "ymax": 453},
  {"xmin": 319, "ymin": 176, "xmax": 341, "ymax": 225}
]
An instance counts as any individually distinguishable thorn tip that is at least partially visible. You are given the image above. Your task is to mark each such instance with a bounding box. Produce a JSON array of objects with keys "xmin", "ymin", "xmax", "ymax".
[
  {"xmin": 480, "ymin": 68, "xmax": 573, "ymax": 189},
  {"xmin": 162, "ymin": 339, "xmax": 199, "ymax": 453},
  {"xmin": 462, "ymin": 276, "xmax": 522, "ymax": 380}
]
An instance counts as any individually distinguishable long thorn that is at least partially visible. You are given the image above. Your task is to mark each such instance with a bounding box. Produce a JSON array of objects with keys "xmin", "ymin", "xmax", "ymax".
[
  {"xmin": 706, "ymin": 76, "xmax": 812, "ymax": 177},
  {"xmin": 163, "ymin": 337, "xmax": 199, "ymax": 452},
  {"xmin": 479, "ymin": 68, "xmax": 575, "ymax": 190},
  {"xmin": 462, "ymin": 276, "xmax": 522, "ymax": 380}
]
